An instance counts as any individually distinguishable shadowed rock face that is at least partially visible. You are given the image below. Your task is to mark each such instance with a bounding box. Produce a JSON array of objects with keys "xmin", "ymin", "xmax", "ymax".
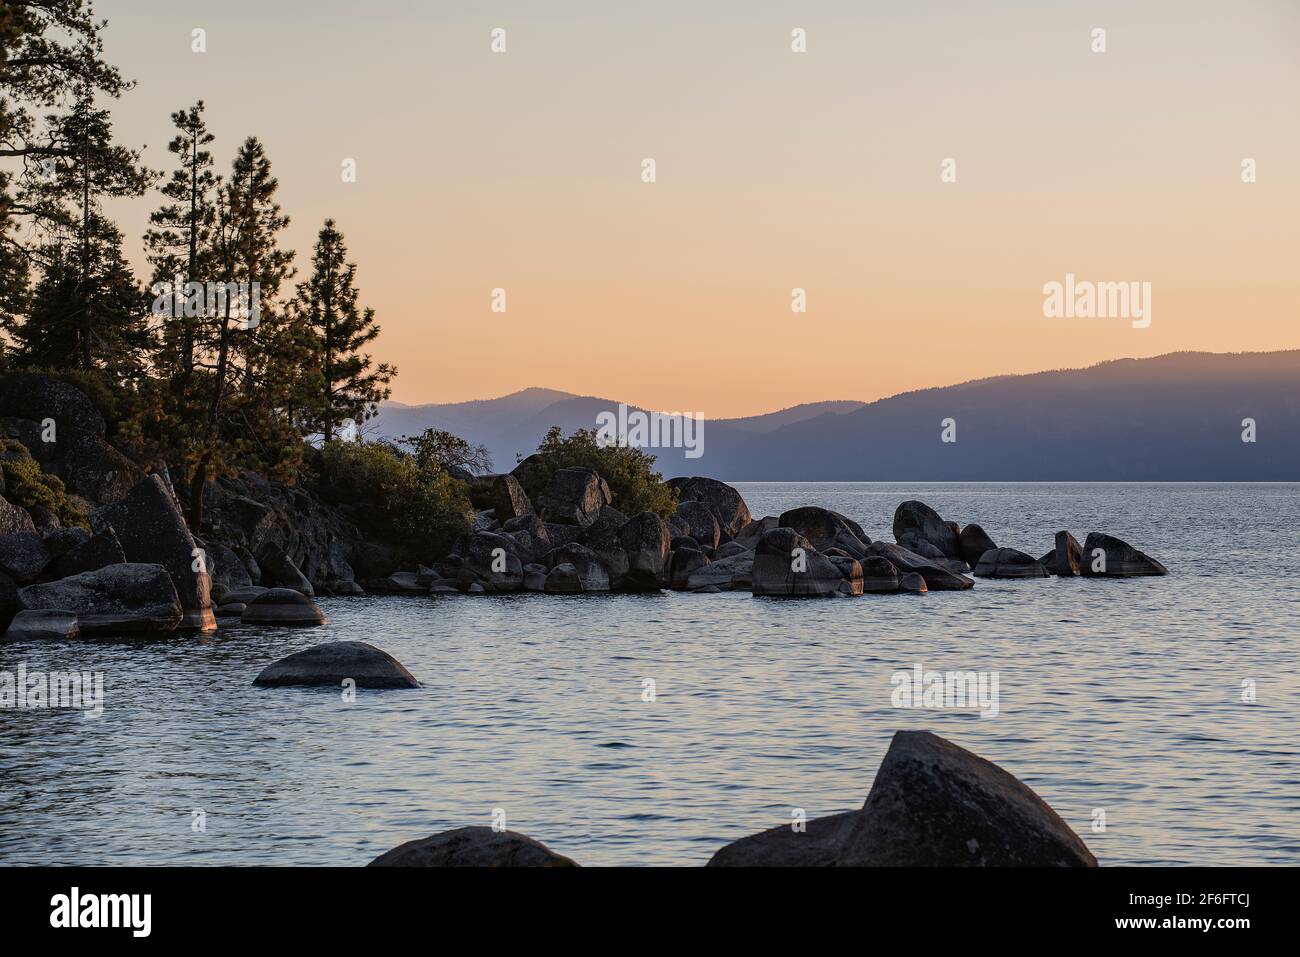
[
  {"xmin": 253, "ymin": 640, "xmax": 416, "ymax": 688},
  {"xmin": 19, "ymin": 563, "xmax": 182, "ymax": 635},
  {"xmin": 835, "ymin": 731, "xmax": 1098, "ymax": 867},
  {"xmin": 973, "ymin": 547, "xmax": 1049, "ymax": 579},
  {"xmin": 367, "ymin": 826, "xmax": 577, "ymax": 867},
  {"xmin": 751, "ymin": 528, "xmax": 846, "ymax": 596},
  {"xmin": 617, "ymin": 512, "xmax": 670, "ymax": 591},
  {"xmin": 779, "ymin": 506, "xmax": 871, "ymax": 559},
  {"xmin": 255, "ymin": 542, "xmax": 314, "ymax": 596},
  {"xmin": 241, "ymin": 587, "xmax": 326, "ymax": 626},
  {"xmin": 686, "ymin": 551, "xmax": 753, "ymax": 591},
  {"xmin": 958, "ymin": 522, "xmax": 997, "ymax": 567},
  {"xmin": 93, "ymin": 475, "xmax": 215, "ymax": 631},
  {"xmin": 674, "ymin": 500, "xmax": 720, "ymax": 549},
  {"xmin": 707, "ymin": 810, "xmax": 861, "ymax": 867},
  {"xmin": 542, "ymin": 542, "xmax": 609, "ymax": 592},
  {"xmin": 536, "ymin": 468, "xmax": 611, "ymax": 526},
  {"xmin": 0, "ymin": 497, "xmax": 36, "ymax": 537},
  {"xmin": 1080, "ymin": 532, "xmax": 1168, "ymax": 576},
  {"xmin": 860, "ymin": 555, "xmax": 901, "ymax": 593},
  {"xmin": 893, "ymin": 500, "xmax": 960, "ymax": 559},
  {"xmin": 0, "ymin": 531, "xmax": 51, "ymax": 583},
  {"xmin": 1048, "ymin": 530, "xmax": 1082, "ymax": 576},
  {"xmin": 456, "ymin": 530, "xmax": 525, "ymax": 593},
  {"xmin": 52, "ymin": 527, "xmax": 125, "ymax": 579},
  {"xmin": 866, "ymin": 541, "xmax": 974, "ymax": 590},
  {"xmin": 668, "ymin": 476, "xmax": 752, "ymax": 541}
]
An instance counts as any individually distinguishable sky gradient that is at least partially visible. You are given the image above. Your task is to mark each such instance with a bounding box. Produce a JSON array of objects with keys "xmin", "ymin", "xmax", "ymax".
[{"xmin": 99, "ymin": 0, "xmax": 1300, "ymax": 416}]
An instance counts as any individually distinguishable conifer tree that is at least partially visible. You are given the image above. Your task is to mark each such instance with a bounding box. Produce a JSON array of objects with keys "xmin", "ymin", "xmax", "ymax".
[{"xmin": 292, "ymin": 219, "xmax": 394, "ymax": 440}]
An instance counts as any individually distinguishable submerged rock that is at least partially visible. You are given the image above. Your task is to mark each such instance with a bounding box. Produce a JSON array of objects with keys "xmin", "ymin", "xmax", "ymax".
[
  {"xmin": 973, "ymin": 547, "xmax": 1049, "ymax": 579},
  {"xmin": 367, "ymin": 826, "xmax": 577, "ymax": 867},
  {"xmin": 1080, "ymin": 532, "xmax": 1167, "ymax": 577},
  {"xmin": 240, "ymin": 587, "xmax": 326, "ymax": 626},
  {"xmin": 3, "ymin": 609, "xmax": 79, "ymax": 642},
  {"xmin": 253, "ymin": 640, "xmax": 416, "ymax": 688},
  {"xmin": 834, "ymin": 730, "xmax": 1097, "ymax": 866},
  {"xmin": 18, "ymin": 563, "xmax": 182, "ymax": 635}
]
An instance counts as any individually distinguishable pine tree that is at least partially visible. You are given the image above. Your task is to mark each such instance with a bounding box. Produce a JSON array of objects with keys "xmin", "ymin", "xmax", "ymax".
[
  {"xmin": 293, "ymin": 219, "xmax": 394, "ymax": 440},
  {"xmin": 144, "ymin": 101, "xmax": 216, "ymax": 380},
  {"xmin": 15, "ymin": 214, "xmax": 150, "ymax": 379}
]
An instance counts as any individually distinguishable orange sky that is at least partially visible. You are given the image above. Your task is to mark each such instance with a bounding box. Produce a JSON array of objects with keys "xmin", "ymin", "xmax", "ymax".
[{"xmin": 102, "ymin": 1, "xmax": 1299, "ymax": 417}]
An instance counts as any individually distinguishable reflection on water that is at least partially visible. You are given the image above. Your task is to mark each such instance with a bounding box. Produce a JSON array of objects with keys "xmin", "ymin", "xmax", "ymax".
[{"xmin": 1, "ymin": 483, "xmax": 1297, "ymax": 865}]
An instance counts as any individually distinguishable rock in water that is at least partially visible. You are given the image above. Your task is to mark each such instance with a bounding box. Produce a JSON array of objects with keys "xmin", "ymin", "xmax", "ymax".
[
  {"xmin": 751, "ymin": 528, "xmax": 847, "ymax": 597},
  {"xmin": 254, "ymin": 542, "xmax": 315, "ymax": 596},
  {"xmin": 958, "ymin": 523, "xmax": 997, "ymax": 567},
  {"xmin": 1080, "ymin": 532, "xmax": 1166, "ymax": 576},
  {"xmin": 686, "ymin": 551, "xmax": 754, "ymax": 591},
  {"xmin": 368, "ymin": 826, "xmax": 578, "ymax": 867},
  {"xmin": 973, "ymin": 547, "xmax": 1050, "ymax": 579},
  {"xmin": 834, "ymin": 730, "xmax": 1097, "ymax": 866},
  {"xmin": 778, "ymin": 506, "xmax": 870, "ymax": 559},
  {"xmin": 241, "ymin": 587, "xmax": 327, "ymax": 626},
  {"xmin": 1052, "ymin": 530, "xmax": 1082, "ymax": 576},
  {"xmin": 542, "ymin": 543, "xmax": 610, "ymax": 592},
  {"xmin": 455, "ymin": 531, "xmax": 525, "ymax": 593},
  {"xmin": 536, "ymin": 467, "xmax": 611, "ymax": 527},
  {"xmin": 860, "ymin": 555, "xmax": 901, "ymax": 594},
  {"xmin": 668, "ymin": 547, "xmax": 710, "ymax": 590},
  {"xmin": 616, "ymin": 511, "xmax": 670, "ymax": 591},
  {"xmin": 897, "ymin": 572, "xmax": 928, "ymax": 594},
  {"xmin": 543, "ymin": 562, "xmax": 582, "ymax": 594},
  {"xmin": 707, "ymin": 810, "xmax": 860, "ymax": 867},
  {"xmin": 253, "ymin": 640, "xmax": 416, "ymax": 688},
  {"xmin": 893, "ymin": 500, "xmax": 960, "ymax": 560},
  {"xmin": 18, "ymin": 563, "xmax": 182, "ymax": 635},
  {"xmin": 674, "ymin": 500, "xmax": 720, "ymax": 549},
  {"xmin": 866, "ymin": 541, "xmax": 973, "ymax": 590},
  {"xmin": 668, "ymin": 477, "xmax": 752, "ymax": 541},
  {"xmin": 3, "ymin": 609, "xmax": 79, "ymax": 642},
  {"xmin": 93, "ymin": 474, "xmax": 215, "ymax": 631}
]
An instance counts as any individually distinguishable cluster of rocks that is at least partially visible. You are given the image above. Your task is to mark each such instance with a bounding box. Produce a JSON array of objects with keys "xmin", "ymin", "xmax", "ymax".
[
  {"xmin": 364, "ymin": 730, "xmax": 1098, "ymax": 867},
  {"xmin": 407, "ymin": 469, "xmax": 1167, "ymax": 599}
]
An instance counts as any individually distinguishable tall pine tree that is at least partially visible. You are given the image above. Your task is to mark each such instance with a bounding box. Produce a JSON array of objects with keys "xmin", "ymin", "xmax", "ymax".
[{"xmin": 292, "ymin": 219, "xmax": 394, "ymax": 440}]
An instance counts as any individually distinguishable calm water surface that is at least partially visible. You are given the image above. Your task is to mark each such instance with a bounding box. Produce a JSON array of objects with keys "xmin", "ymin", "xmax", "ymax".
[{"xmin": 2, "ymin": 483, "xmax": 1297, "ymax": 865}]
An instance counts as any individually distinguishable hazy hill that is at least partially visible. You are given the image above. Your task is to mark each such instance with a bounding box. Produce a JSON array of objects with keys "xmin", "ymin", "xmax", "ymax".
[{"xmin": 371, "ymin": 351, "xmax": 1300, "ymax": 480}]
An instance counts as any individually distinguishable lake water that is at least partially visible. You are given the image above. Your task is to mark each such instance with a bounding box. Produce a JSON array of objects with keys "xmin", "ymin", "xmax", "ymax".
[{"xmin": 2, "ymin": 483, "xmax": 1297, "ymax": 866}]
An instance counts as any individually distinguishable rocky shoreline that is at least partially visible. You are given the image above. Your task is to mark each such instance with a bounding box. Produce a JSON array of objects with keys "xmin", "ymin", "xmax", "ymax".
[{"xmin": 0, "ymin": 374, "xmax": 1168, "ymax": 641}]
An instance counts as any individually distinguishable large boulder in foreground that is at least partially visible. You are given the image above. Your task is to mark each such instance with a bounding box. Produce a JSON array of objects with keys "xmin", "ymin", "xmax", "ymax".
[
  {"xmin": 536, "ymin": 468, "xmax": 611, "ymax": 527},
  {"xmin": 866, "ymin": 541, "xmax": 974, "ymax": 590},
  {"xmin": 253, "ymin": 640, "xmax": 416, "ymax": 688},
  {"xmin": 958, "ymin": 522, "xmax": 997, "ymax": 567},
  {"xmin": 835, "ymin": 731, "xmax": 1097, "ymax": 866},
  {"xmin": 367, "ymin": 826, "xmax": 577, "ymax": 867},
  {"xmin": 973, "ymin": 547, "xmax": 1049, "ymax": 579},
  {"xmin": 669, "ymin": 476, "xmax": 752, "ymax": 542},
  {"xmin": 751, "ymin": 528, "xmax": 847, "ymax": 597},
  {"xmin": 707, "ymin": 810, "xmax": 860, "ymax": 867},
  {"xmin": 241, "ymin": 587, "xmax": 327, "ymax": 626},
  {"xmin": 93, "ymin": 474, "xmax": 215, "ymax": 631},
  {"xmin": 893, "ymin": 500, "xmax": 960, "ymax": 560},
  {"xmin": 18, "ymin": 563, "xmax": 182, "ymax": 635},
  {"xmin": 1080, "ymin": 532, "xmax": 1168, "ymax": 577}
]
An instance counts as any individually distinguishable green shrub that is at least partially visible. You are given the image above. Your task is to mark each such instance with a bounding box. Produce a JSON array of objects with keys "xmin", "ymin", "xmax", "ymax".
[
  {"xmin": 1, "ymin": 440, "xmax": 90, "ymax": 530},
  {"xmin": 312, "ymin": 440, "xmax": 470, "ymax": 561},
  {"xmin": 516, "ymin": 426, "xmax": 677, "ymax": 518}
]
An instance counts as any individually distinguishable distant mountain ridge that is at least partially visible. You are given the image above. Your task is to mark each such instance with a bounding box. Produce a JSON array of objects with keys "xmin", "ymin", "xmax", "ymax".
[{"xmin": 371, "ymin": 351, "xmax": 1300, "ymax": 480}]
